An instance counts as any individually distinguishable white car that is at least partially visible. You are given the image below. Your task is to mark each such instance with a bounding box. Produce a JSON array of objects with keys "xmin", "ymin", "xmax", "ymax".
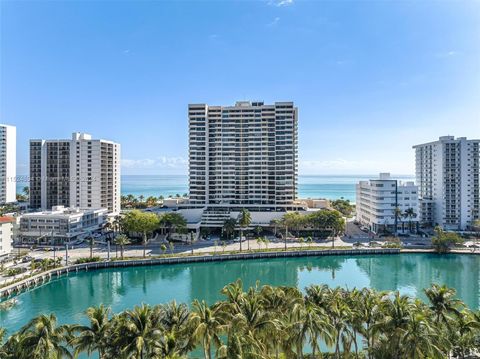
[{"xmin": 233, "ymin": 236, "xmax": 246, "ymax": 243}]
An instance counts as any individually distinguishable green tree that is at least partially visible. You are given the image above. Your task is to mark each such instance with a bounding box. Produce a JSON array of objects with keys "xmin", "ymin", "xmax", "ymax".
[
  {"xmin": 432, "ymin": 227, "xmax": 464, "ymax": 253},
  {"xmin": 331, "ymin": 198, "xmax": 354, "ymax": 217},
  {"xmin": 404, "ymin": 207, "xmax": 417, "ymax": 233},
  {"xmin": 222, "ymin": 218, "xmax": 237, "ymax": 240},
  {"xmin": 161, "ymin": 244, "xmax": 167, "ymax": 257},
  {"xmin": 424, "ymin": 284, "xmax": 463, "ymax": 326},
  {"xmin": 237, "ymin": 208, "xmax": 251, "ymax": 252},
  {"xmin": 114, "ymin": 234, "xmax": 130, "ymax": 260},
  {"xmin": 87, "ymin": 235, "xmax": 94, "ymax": 259},
  {"xmin": 122, "ymin": 210, "xmax": 160, "ymax": 257},
  {"xmin": 16, "ymin": 314, "xmax": 73, "ymax": 359},
  {"xmin": 190, "ymin": 300, "xmax": 226, "ymax": 359},
  {"xmin": 72, "ymin": 305, "xmax": 111, "ymax": 359},
  {"xmin": 158, "ymin": 212, "xmax": 187, "ymax": 242},
  {"xmin": 113, "ymin": 304, "xmax": 162, "ymax": 358}
]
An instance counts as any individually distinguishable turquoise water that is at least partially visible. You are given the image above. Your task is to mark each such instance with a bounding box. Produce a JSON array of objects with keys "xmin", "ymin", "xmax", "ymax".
[
  {"xmin": 17, "ymin": 174, "xmax": 415, "ymax": 202},
  {"xmin": 1, "ymin": 253, "xmax": 479, "ymax": 335}
]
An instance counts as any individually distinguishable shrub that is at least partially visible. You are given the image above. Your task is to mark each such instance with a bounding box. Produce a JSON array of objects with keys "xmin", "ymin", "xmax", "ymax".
[
  {"xmin": 4, "ymin": 267, "xmax": 27, "ymax": 277},
  {"xmin": 432, "ymin": 227, "xmax": 464, "ymax": 253}
]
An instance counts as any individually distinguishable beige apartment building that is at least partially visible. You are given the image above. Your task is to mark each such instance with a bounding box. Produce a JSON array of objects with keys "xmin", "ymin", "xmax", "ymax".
[{"xmin": 30, "ymin": 133, "xmax": 120, "ymax": 214}]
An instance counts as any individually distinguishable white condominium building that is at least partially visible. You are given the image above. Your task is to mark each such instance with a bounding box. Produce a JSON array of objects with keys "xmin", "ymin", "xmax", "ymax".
[
  {"xmin": 0, "ymin": 124, "xmax": 16, "ymax": 204},
  {"xmin": 0, "ymin": 216, "xmax": 15, "ymax": 257},
  {"xmin": 356, "ymin": 173, "xmax": 419, "ymax": 234},
  {"xmin": 188, "ymin": 101, "xmax": 298, "ymax": 207},
  {"xmin": 30, "ymin": 133, "xmax": 120, "ymax": 214},
  {"xmin": 413, "ymin": 136, "xmax": 480, "ymax": 230},
  {"xmin": 17, "ymin": 206, "xmax": 108, "ymax": 244},
  {"xmin": 186, "ymin": 101, "xmax": 301, "ymax": 228}
]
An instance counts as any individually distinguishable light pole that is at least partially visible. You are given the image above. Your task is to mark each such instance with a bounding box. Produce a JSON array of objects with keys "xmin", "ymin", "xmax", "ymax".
[
  {"xmin": 284, "ymin": 225, "xmax": 288, "ymax": 251},
  {"xmin": 65, "ymin": 243, "xmax": 69, "ymax": 266}
]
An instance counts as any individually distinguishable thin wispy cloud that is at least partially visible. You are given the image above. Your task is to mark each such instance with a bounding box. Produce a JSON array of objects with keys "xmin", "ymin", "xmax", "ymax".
[
  {"xmin": 122, "ymin": 157, "xmax": 187, "ymax": 169},
  {"xmin": 267, "ymin": 17, "xmax": 280, "ymax": 27},
  {"xmin": 435, "ymin": 50, "xmax": 459, "ymax": 58},
  {"xmin": 268, "ymin": 0, "xmax": 294, "ymax": 7},
  {"xmin": 336, "ymin": 59, "xmax": 351, "ymax": 66}
]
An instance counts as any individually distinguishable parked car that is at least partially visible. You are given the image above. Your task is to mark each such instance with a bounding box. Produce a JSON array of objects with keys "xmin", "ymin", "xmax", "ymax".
[
  {"xmin": 21, "ymin": 256, "xmax": 33, "ymax": 263},
  {"xmin": 233, "ymin": 236, "xmax": 246, "ymax": 243}
]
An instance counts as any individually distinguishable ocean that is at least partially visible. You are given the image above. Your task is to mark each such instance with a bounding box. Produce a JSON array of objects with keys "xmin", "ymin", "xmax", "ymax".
[{"xmin": 16, "ymin": 174, "xmax": 415, "ymax": 202}]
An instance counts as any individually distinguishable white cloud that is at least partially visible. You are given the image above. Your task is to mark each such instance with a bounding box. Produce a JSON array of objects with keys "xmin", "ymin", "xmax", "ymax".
[
  {"xmin": 121, "ymin": 156, "xmax": 187, "ymax": 169},
  {"xmin": 267, "ymin": 17, "xmax": 281, "ymax": 27},
  {"xmin": 435, "ymin": 50, "xmax": 459, "ymax": 58},
  {"xmin": 269, "ymin": 0, "xmax": 294, "ymax": 6},
  {"xmin": 300, "ymin": 158, "xmax": 380, "ymax": 172},
  {"xmin": 299, "ymin": 157, "xmax": 413, "ymax": 176}
]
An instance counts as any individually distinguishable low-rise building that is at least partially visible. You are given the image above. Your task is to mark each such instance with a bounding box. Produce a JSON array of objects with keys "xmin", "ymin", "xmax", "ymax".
[
  {"xmin": 356, "ymin": 173, "xmax": 419, "ymax": 234},
  {"xmin": 0, "ymin": 216, "xmax": 15, "ymax": 257},
  {"xmin": 17, "ymin": 206, "xmax": 108, "ymax": 245}
]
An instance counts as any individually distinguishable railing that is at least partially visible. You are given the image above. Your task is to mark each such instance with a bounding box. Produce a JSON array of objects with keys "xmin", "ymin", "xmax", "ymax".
[{"xmin": 0, "ymin": 248, "xmax": 402, "ymax": 298}]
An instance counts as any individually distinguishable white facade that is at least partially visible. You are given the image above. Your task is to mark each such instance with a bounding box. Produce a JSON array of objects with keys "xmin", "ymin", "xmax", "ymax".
[
  {"xmin": 413, "ymin": 136, "xmax": 480, "ymax": 230},
  {"xmin": 0, "ymin": 217, "xmax": 14, "ymax": 257},
  {"xmin": 30, "ymin": 133, "xmax": 121, "ymax": 214},
  {"xmin": 189, "ymin": 101, "xmax": 298, "ymax": 207},
  {"xmin": 186, "ymin": 101, "xmax": 302, "ymax": 228},
  {"xmin": 356, "ymin": 173, "xmax": 419, "ymax": 234},
  {"xmin": 0, "ymin": 124, "xmax": 16, "ymax": 204},
  {"xmin": 17, "ymin": 206, "xmax": 108, "ymax": 244}
]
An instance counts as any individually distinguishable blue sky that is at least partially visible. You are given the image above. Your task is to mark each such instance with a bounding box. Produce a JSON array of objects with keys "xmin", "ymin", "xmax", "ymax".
[{"xmin": 1, "ymin": 0, "xmax": 479, "ymax": 176}]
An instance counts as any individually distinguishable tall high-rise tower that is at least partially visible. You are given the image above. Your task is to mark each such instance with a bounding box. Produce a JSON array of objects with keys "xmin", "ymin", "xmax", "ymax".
[
  {"xmin": 188, "ymin": 101, "xmax": 298, "ymax": 207},
  {"xmin": 413, "ymin": 136, "xmax": 479, "ymax": 230},
  {"xmin": 0, "ymin": 124, "xmax": 16, "ymax": 204}
]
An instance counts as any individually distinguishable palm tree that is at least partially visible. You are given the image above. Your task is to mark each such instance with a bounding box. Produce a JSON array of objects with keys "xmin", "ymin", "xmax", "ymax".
[
  {"xmin": 452, "ymin": 309, "xmax": 480, "ymax": 358},
  {"xmin": 190, "ymin": 300, "xmax": 227, "ymax": 359},
  {"xmin": 225, "ymin": 290, "xmax": 278, "ymax": 357},
  {"xmin": 87, "ymin": 235, "xmax": 94, "ymax": 259},
  {"xmin": 72, "ymin": 305, "xmax": 111, "ymax": 358},
  {"xmin": 404, "ymin": 207, "xmax": 417, "ymax": 233},
  {"xmin": 290, "ymin": 300, "xmax": 332, "ymax": 358},
  {"xmin": 114, "ymin": 234, "xmax": 130, "ymax": 259},
  {"xmin": 270, "ymin": 218, "xmax": 281, "ymax": 237},
  {"xmin": 237, "ymin": 208, "xmax": 251, "ymax": 252},
  {"xmin": 113, "ymin": 304, "xmax": 163, "ymax": 358},
  {"xmin": 113, "ymin": 215, "xmax": 123, "ymax": 236},
  {"xmin": 400, "ymin": 310, "xmax": 445, "ymax": 358},
  {"xmin": 222, "ymin": 218, "xmax": 237, "ymax": 240},
  {"xmin": 160, "ymin": 301, "xmax": 194, "ymax": 356},
  {"xmin": 394, "ymin": 207, "xmax": 403, "ymax": 234},
  {"xmin": 17, "ymin": 314, "xmax": 73, "ymax": 359},
  {"xmin": 424, "ymin": 284, "xmax": 463, "ymax": 326}
]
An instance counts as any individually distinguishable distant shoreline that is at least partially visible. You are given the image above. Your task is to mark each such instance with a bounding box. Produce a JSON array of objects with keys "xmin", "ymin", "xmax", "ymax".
[{"xmin": 15, "ymin": 174, "xmax": 415, "ymax": 202}]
